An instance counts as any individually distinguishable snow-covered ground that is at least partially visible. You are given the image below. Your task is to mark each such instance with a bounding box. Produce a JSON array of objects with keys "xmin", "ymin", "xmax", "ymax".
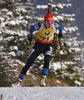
[{"xmin": 0, "ymin": 87, "xmax": 84, "ymax": 100}]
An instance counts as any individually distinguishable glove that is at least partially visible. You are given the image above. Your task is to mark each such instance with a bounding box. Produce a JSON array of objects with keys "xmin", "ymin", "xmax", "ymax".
[
  {"xmin": 28, "ymin": 34, "xmax": 32, "ymax": 42},
  {"xmin": 58, "ymin": 34, "xmax": 62, "ymax": 38}
]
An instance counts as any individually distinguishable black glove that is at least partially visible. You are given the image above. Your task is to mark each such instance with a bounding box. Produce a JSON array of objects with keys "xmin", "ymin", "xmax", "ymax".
[
  {"xmin": 58, "ymin": 34, "xmax": 62, "ymax": 38},
  {"xmin": 28, "ymin": 34, "xmax": 32, "ymax": 42}
]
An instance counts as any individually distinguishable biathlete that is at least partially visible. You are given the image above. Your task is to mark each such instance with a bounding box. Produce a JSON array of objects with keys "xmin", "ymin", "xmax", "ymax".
[{"xmin": 12, "ymin": 13, "xmax": 62, "ymax": 87}]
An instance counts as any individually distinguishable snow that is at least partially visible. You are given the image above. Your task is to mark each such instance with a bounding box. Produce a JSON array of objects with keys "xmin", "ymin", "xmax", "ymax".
[
  {"xmin": 4, "ymin": 36, "xmax": 14, "ymax": 41},
  {"xmin": 67, "ymin": 17, "xmax": 75, "ymax": 21},
  {"xmin": 74, "ymin": 57, "xmax": 81, "ymax": 61},
  {"xmin": 6, "ymin": 11, "xmax": 13, "ymax": 17},
  {"xmin": 57, "ymin": 3, "xmax": 64, "ymax": 9},
  {"xmin": 64, "ymin": 26, "xmax": 78, "ymax": 33},
  {"xmin": 15, "ymin": 59, "xmax": 25, "ymax": 66},
  {"xmin": 36, "ymin": 5, "xmax": 47, "ymax": 9},
  {"xmin": 50, "ymin": 62, "xmax": 66, "ymax": 71},
  {"xmin": 61, "ymin": 13, "xmax": 75, "ymax": 17},
  {"xmin": 66, "ymin": 3, "xmax": 72, "ymax": 7},
  {"xmin": 75, "ymin": 80, "xmax": 81, "ymax": 86},
  {"xmin": 64, "ymin": 61, "xmax": 76, "ymax": 65},
  {"xmin": 56, "ymin": 15, "xmax": 64, "ymax": 21},
  {"xmin": 9, "ymin": 46, "xmax": 18, "ymax": 51},
  {"xmin": 0, "ymin": 46, "xmax": 4, "ymax": 51},
  {"xmin": 67, "ymin": 0, "xmax": 71, "ymax": 2},
  {"xmin": 70, "ymin": 47, "xmax": 81, "ymax": 53},
  {"xmin": 0, "ymin": 36, "xmax": 3, "ymax": 41},
  {"xmin": 0, "ymin": 87, "xmax": 84, "ymax": 100},
  {"xmin": 60, "ymin": 50, "xmax": 65, "ymax": 54},
  {"xmin": 0, "ymin": 17, "xmax": 5, "ymax": 22},
  {"xmin": 36, "ymin": 3, "xmax": 72, "ymax": 10},
  {"xmin": 16, "ymin": 8, "xmax": 27, "ymax": 13},
  {"xmin": 16, "ymin": 50, "xmax": 24, "ymax": 56},
  {"xmin": 9, "ymin": 51, "xmax": 16, "ymax": 57},
  {"xmin": 36, "ymin": 17, "xmax": 44, "ymax": 21},
  {"xmin": 1, "ymin": 9, "xmax": 8, "ymax": 12},
  {"xmin": 8, "ymin": 20, "xmax": 17, "ymax": 26},
  {"xmin": 72, "ymin": 41, "xmax": 79, "ymax": 47},
  {"xmin": 57, "ymin": 80, "xmax": 60, "ymax": 83},
  {"xmin": 54, "ymin": 17, "xmax": 59, "ymax": 22},
  {"xmin": 65, "ymin": 41, "xmax": 72, "ymax": 47}
]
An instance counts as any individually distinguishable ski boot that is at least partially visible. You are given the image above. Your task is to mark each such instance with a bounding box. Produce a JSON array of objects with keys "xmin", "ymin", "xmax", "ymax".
[
  {"xmin": 11, "ymin": 78, "xmax": 22, "ymax": 87},
  {"xmin": 40, "ymin": 75, "xmax": 46, "ymax": 87}
]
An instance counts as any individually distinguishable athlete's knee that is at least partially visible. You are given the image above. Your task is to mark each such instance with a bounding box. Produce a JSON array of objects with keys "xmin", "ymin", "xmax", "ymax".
[
  {"xmin": 45, "ymin": 51, "xmax": 52, "ymax": 56},
  {"xmin": 45, "ymin": 46, "xmax": 52, "ymax": 56}
]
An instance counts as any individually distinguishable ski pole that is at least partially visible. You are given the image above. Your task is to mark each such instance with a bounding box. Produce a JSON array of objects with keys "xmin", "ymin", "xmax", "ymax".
[
  {"xmin": 28, "ymin": 39, "xmax": 33, "ymax": 57},
  {"xmin": 48, "ymin": 3, "xmax": 52, "ymax": 13},
  {"xmin": 57, "ymin": 36, "xmax": 64, "ymax": 74}
]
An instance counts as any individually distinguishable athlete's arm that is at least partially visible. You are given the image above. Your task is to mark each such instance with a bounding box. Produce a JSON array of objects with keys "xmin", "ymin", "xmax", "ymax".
[
  {"xmin": 29, "ymin": 22, "xmax": 41, "ymax": 37},
  {"xmin": 58, "ymin": 24, "xmax": 62, "ymax": 38},
  {"xmin": 54, "ymin": 22, "xmax": 62, "ymax": 38}
]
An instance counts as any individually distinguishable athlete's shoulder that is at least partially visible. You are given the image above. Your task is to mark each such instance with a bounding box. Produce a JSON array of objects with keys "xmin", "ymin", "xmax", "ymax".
[
  {"xmin": 38, "ymin": 21, "xmax": 43, "ymax": 25},
  {"xmin": 34, "ymin": 21, "xmax": 43, "ymax": 29}
]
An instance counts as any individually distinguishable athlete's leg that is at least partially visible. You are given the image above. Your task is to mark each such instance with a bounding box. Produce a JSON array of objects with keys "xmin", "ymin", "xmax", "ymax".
[
  {"xmin": 20, "ymin": 48, "xmax": 41, "ymax": 75},
  {"xmin": 12, "ymin": 42, "xmax": 42, "ymax": 87},
  {"xmin": 40, "ymin": 46, "xmax": 52, "ymax": 86},
  {"xmin": 42, "ymin": 46, "xmax": 52, "ymax": 74}
]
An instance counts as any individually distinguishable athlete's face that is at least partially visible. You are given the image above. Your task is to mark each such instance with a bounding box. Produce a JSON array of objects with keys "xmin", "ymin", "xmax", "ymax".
[{"xmin": 45, "ymin": 21, "xmax": 53, "ymax": 28}]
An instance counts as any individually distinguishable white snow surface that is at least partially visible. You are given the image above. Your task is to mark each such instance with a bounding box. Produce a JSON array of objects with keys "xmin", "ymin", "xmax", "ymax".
[{"xmin": 0, "ymin": 87, "xmax": 84, "ymax": 100}]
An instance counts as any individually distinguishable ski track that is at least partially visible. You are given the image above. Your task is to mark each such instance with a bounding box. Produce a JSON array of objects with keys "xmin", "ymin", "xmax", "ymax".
[{"xmin": 0, "ymin": 87, "xmax": 84, "ymax": 100}]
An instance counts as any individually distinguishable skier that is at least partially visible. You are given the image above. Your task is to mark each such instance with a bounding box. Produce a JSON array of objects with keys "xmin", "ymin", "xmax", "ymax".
[{"xmin": 12, "ymin": 13, "xmax": 62, "ymax": 87}]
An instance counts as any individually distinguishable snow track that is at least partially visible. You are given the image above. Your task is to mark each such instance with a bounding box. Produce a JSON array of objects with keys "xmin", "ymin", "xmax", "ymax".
[{"xmin": 0, "ymin": 87, "xmax": 84, "ymax": 100}]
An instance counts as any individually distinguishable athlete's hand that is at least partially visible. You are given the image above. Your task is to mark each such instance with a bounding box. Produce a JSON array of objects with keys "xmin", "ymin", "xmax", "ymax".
[
  {"xmin": 28, "ymin": 34, "xmax": 32, "ymax": 42},
  {"xmin": 58, "ymin": 34, "xmax": 62, "ymax": 38}
]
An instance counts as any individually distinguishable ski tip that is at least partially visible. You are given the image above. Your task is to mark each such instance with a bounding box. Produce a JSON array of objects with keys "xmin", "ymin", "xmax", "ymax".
[
  {"xmin": 11, "ymin": 85, "xmax": 14, "ymax": 87},
  {"xmin": 40, "ymin": 84, "xmax": 46, "ymax": 87}
]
